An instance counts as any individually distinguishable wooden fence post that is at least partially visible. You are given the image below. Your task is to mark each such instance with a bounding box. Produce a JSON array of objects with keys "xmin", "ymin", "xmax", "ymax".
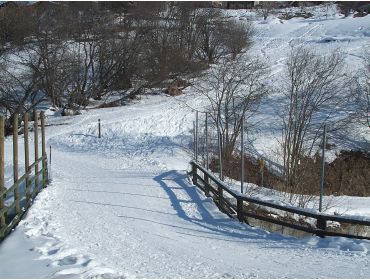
[
  {"xmin": 24, "ymin": 113, "xmax": 30, "ymax": 205},
  {"xmin": 13, "ymin": 114, "xmax": 20, "ymax": 215},
  {"xmin": 0, "ymin": 116, "xmax": 5, "ymax": 228},
  {"xmin": 192, "ymin": 163, "xmax": 197, "ymax": 185},
  {"xmin": 316, "ymin": 215, "xmax": 327, "ymax": 237},
  {"xmin": 204, "ymin": 173, "xmax": 210, "ymax": 197},
  {"xmin": 218, "ymin": 185, "xmax": 224, "ymax": 211},
  {"xmin": 237, "ymin": 197, "xmax": 243, "ymax": 222},
  {"xmin": 41, "ymin": 112, "xmax": 48, "ymax": 186},
  {"xmin": 34, "ymin": 111, "xmax": 39, "ymax": 192}
]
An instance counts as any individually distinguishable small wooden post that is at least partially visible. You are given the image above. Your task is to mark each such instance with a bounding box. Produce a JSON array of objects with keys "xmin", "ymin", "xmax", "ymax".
[
  {"xmin": 237, "ymin": 197, "xmax": 243, "ymax": 222},
  {"xmin": 34, "ymin": 111, "xmax": 39, "ymax": 192},
  {"xmin": 41, "ymin": 112, "xmax": 48, "ymax": 186},
  {"xmin": 98, "ymin": 119, "xmax": 101, "ymax": 138},
  {"xmin": 316, "ymin": 215, "xmax": 327, "ymax": 238},
  {"xmin": 218, "ymin": 185, "xmax": 223, "ymax": 211},
  {"xmin": 192, "ymin": 162, "xmax": 197, "ymax": 185},
  {"xmin": 24, "ymin": 113, "xmax": 30, "ymax": 204},
  {"xmin": 204, "ymin": 173, "xmax": 210, "ymax": 197},
  {"xmin": 13, "ymin": 114, "xmax": 20, "ymax": 215},
  {"xmin": 0, "ymin": 116, "xmax": 5, "ymax": 228},
  {"xmin": 259, "ymin": 158, "xmax": 265, "ymax": 187}
]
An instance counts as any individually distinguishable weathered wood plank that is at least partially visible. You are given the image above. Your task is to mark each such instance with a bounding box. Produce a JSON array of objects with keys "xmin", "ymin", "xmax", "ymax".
[
  {"xmin": 0, "ymin": 116, "xmax": 5, "ymax": 230},
  {"xmin": 41, "ymin": 111, "xmax": 48, "ymax": 185},
  {"xmin": 190, "ymin": 161, "xmax": 370, "ymax": 240},
  {"xmin": 13, "ymin": 114, "xmax": 20, "ymax": 215},
  {"xmin": 24, "ymin": 113, "xmax": 30, "ymax": 205},
  {"xmin": 34, "ymin": 111, "xmax": 39, "ymax": 192}
]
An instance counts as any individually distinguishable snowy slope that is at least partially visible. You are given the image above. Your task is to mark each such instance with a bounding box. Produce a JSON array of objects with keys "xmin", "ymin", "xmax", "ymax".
[
  {"xmin": 0, "ymin": 93, "xmax": 369, "ymax": 278},
  {"xmin": 247, "ymin": 12, "xmax": 370, "ymax": 161},
  {"xmin": 1, "ymin": 8, "xmax": 370, "ymax": 279}
]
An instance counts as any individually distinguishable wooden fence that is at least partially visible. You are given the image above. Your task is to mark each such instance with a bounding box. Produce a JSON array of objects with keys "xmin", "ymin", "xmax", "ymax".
[
  {"xmin": 190, "ymin": 161, "xmax": 370, "ymax": 240},
  {"xmin": 0, "ymin": 111, "xmax": 48, "ymax": 240}
]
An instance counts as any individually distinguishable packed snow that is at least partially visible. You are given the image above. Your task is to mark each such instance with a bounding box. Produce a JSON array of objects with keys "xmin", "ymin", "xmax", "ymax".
[{"xmin": 1, "ymin": 6, "xmax": 370, "ymax": 279}]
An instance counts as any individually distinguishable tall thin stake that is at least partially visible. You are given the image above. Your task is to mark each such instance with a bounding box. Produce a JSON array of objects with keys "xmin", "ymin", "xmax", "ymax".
[
  {"xmin": 241, "ymin": 117, "xmax": 244, "ymax": 194},
  {"xmin": 41, "ymin": 112, "xmax": 47, "ymax": 185},
  {"xmin": 195, "ymin": 111, "xmax": 199, "ymax": 162},
  {"xmin": 193, "ymin": 121, "xmax": 196, "ymax": 160},
  {"xmin": 49, "ymin": 145, "xmax": 52, "ymax": 180},
  {"xmin": 217, "ymin": 115, "xmax": 223, "ymax": 180},
  {"xmin": 319, "ymin": 124, "xmax": 327, "ymax": 212},
  {"xmin": 24, "ymin": 113, "xmax": 30, "ymax": 205},
  {"xmin": 0, "ymin": 116, "xmax": 5, "ymax": 228},
  {"xmin": 98, "ymin": 119, "xmax": 101, "ymax": 138},
  {"xmin": 13, "ymin": 114, "xmax": 20, "ymax": 214},
  {"xmin": 34, "ymin": 111, "xmax": 39, "ymax": 192},
  {"xmin": 205, "ymin": 113, "xmax": 209, "ymax": 169}
]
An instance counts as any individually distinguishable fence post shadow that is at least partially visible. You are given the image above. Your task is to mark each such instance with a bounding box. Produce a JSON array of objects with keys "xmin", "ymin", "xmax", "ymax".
[{"xmin": 153, "ymin": 169, "xmax": 261, "ymax": 240}]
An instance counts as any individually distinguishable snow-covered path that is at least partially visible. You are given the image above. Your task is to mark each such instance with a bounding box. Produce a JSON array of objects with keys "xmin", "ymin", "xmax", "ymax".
[
  {"xmin": 1, "ymin": 11, "xmax": 370, "ymax": 278},
  {"xmin": 1, "ymin": 94, "xmax": 370, "ymax": 278}
]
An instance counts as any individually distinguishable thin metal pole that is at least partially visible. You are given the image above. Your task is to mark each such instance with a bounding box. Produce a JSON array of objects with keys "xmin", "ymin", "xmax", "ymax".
[
  {"xmin": 205, "ymin": 113, "xmax": 209, "ymax": 169},
  {"xmin": 241, "ymin": 117, "xmax": 244, "ymax": 194},
  {"xmin": 193, "ymin": 121, "xmax": 196, "ymax": 160},
  {"xmin": 217, "ymin": 115, "xmax": 223, "ymax": 180},
  {"xmin": 98, "ymin": 119, "xmax": 101, "ymax": 138},
  {"xmin": 195, "ymin": 111, "xmax": 198, "ymax": 162},
  {"xmin": 49, "ymin": 145, "xmax": 52, "ymax": 180},
  {"xmin": 319, "ymin": 124, "xmax": 326, "ymax": 212}
]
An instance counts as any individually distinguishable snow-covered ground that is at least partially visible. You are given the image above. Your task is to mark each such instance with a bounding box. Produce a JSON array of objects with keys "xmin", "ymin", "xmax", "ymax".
[
  {"xmin": 0, "ymin": 93, "xmax": 369, "ymax": 278},
  {"xmin": 1, "ymin": 7, "xmax": 370, "ymax": 278},
  {"xmin": 230, "ymin": 7, "xmax": 370, "ymax": 162}
]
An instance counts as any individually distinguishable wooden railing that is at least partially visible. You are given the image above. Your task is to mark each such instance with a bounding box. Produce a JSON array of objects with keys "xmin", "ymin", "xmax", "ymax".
[
  {"xmin": 190, "ymin": 161, "xmax": 370, "ymax": 240},
  {"xmin": 0, "ymin": 111, "xmax": 49, "ymax": 241}
]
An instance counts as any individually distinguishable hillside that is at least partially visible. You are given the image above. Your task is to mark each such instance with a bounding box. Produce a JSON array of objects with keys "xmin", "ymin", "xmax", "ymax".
[{"xmin": 0, "ymin": 4, "xmax": 370, "ymax": 278}]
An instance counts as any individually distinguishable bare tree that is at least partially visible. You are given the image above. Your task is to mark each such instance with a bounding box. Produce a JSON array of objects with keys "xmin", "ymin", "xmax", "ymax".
[
  {"xmin": 281, "ymin": 47, "xmax": 347, "ymax": 206},
  {"xmin": 221, "ymin": 20, "xmax": 255, "ymax": 60},
  {"xmin": 357, "ymin": 48, "xmax": 370, "ymax": 129},
  {"xmin": 195, "ymin": 9, "xmax": 225, "ymax": 64},
  {"xmin": 257, "ymin": 2, "xmax": 277, "ymax": 21},
  {"xmin": 0, "ymin": 53, "xmax": 44, "ymax": 134},
  {"xmin": 195, "ymin": 55, "xmax": 269, "ymax": 173}
]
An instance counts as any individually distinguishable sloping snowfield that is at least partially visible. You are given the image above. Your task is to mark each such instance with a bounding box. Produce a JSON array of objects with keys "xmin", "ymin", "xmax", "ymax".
[{"xmin": 1, "ymin": 8, "xmax": 370, "ymax": 279}]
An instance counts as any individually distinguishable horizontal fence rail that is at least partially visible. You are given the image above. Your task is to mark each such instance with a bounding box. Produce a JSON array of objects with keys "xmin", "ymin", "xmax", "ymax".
[
  {"xmin": 0, "ymin": 111, "xmax": 49, "ymax": 241},
  {"xmin": 190, "ymin": 161, "xmax": 370, "ymax": 241}
]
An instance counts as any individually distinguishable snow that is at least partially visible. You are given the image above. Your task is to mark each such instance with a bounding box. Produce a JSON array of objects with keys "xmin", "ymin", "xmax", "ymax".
[{"xmin": 1, "ymin": 7, "xmax": 370, "ymax": 279}]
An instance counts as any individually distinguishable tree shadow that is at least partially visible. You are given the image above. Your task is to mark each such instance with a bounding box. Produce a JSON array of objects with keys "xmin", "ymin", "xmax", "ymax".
[
  {"xmin": 71, "ymin": 133, "xmax": 98, "ymax": 138},
  {"xmin": 153, "ymin": 170, "xmax": 300, "ymax": 245}
]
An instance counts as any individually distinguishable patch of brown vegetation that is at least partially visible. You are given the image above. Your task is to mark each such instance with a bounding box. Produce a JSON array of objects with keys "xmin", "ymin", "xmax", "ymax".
[
  {"xmin": 326, "ymin": 150, "xmax": 370, "ymax": 196},
  {"xmin": 164, "ymin": 79, "xmax": 190, "ymax": 96},
  {"xmin": 211, "ymin": 150, "xmax": 370, "ymax": 197}
]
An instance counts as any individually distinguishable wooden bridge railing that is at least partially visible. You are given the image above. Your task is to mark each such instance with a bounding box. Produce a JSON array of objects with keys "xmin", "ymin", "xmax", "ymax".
[
  {"xmin": 0, "ymin": 111, "xmax": 49, "ymax": 240},
  {"xmin": 190, "ymin": 161, "xmax": 370, "ymax": 240}
]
